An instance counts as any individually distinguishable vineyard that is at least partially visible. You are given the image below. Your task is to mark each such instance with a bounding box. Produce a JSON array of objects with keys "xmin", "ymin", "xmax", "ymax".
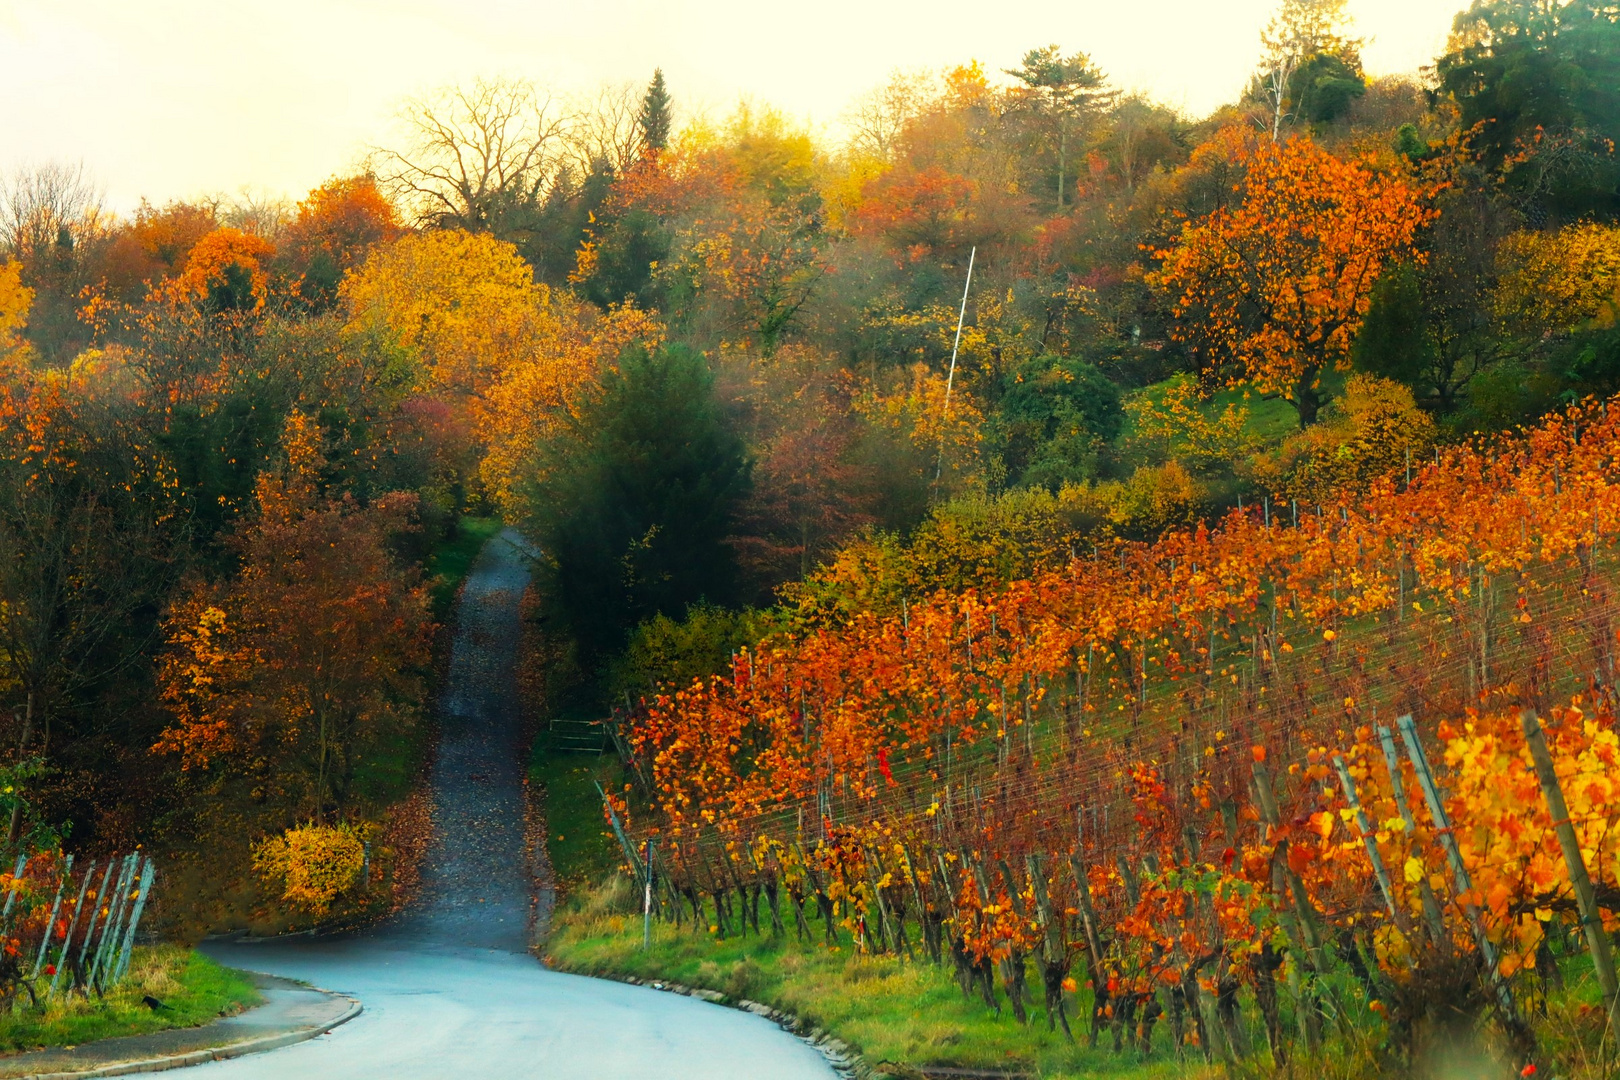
[
  {"xmin": 0, "ymin": 852, "xmax": 156, "ymax": 1009},
  {"xmin": 606, "ymin": 398, "xmax": 1620, "ymax": 1076}
]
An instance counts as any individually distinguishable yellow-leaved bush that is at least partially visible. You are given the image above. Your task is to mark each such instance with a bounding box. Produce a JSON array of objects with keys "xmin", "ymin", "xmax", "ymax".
[{"xmin": 253, "ymin": 822, "xmax": 366, "ymax": 914}]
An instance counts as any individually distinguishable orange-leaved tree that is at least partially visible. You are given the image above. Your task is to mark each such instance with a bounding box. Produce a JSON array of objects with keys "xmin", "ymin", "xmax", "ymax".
[
  {"xmin": 279, "ymin": 174, "xmax": 403, "ymax": 310},
  {"xmin": 1149, "ymin": 131, "xmax": 1433, "ymax": 426},
  {"xmin": 155, "ymin": 411, "xmax": 434, "ymax": 818}
]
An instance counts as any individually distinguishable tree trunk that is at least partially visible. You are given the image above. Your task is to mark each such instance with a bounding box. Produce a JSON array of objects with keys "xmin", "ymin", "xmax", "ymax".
[{"xmin": 1292, "ymin": 362, "xmax": 1324, "ymax": 427}]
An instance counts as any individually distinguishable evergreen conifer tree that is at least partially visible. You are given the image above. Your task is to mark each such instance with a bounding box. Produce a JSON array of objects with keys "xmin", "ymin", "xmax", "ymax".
[{"xmin": 637, "ymin": 68, "xmax": 673, "ymax": 154}]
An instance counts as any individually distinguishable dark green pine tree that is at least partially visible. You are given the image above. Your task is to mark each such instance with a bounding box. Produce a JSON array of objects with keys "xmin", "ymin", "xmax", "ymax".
[
  {"xmin": 526, "ymin": 344, "xmax": 750, "ymax": 660},
  {"xmin": 637, "ymin": 68, "xmax": 673, "ymax": 154}
]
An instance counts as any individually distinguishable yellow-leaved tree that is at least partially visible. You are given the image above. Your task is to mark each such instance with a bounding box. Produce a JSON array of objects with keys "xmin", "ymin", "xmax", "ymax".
[
  {"xmin": 1494, "ymin": 221, "xmax": 1620, "ymax": 336},
  {"xmin": 341, "ymin": 229, "xmax": 662, "ymax": 511}
]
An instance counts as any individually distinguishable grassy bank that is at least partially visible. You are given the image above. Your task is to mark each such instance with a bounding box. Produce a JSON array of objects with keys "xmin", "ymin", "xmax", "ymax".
[
  {"xmin": 427, "ymin": 514, "xmax": 506, "ymax": 620},
  {"xmin": 0, "ymin": 947, "xmax": 259, "ymax": 1055},
  {"xmin": 527, "ymin": 729, "xmax": 622, "ymax": 888},
  {"xmin": 547, "ymin": 875, "xmax": 1613, "ymax": 1080},
  {"xmin": 547, "ymin": 877, "xmax": 1198, "ymax": 1080}
]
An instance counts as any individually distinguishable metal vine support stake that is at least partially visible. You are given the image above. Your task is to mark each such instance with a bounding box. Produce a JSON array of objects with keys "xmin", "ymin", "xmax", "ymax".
[
  {"xmin": 1395, "ymin": 715, "xmax": 1529, "ymax": 1038},
  {"xmin": 114, "ymin": 858, "xmax": 156, "ymax": 982},
  {"xmin": 1331, "ymin": 756, "xmax": 1402, "ymax": 927},
  {"xmin": 48, "ymin": 859, "xmax": 94, "ymax": 1000},
  {"xmin": 30, "ymin": 853, "xmax": 72, "ymax": 979},
  {"xmin": 0, "ymin": 854, "xmax": 28, "ymax": 928},
  {"xmin": 934, "ymin": 245, "xmax": 976, "ymax": 486},
  {"xmin": 595, "ymin": 781, "xmax": 645, "ymax": 889},
  {"xmin": 1519, "ymin": 708, "xmax": 1620, "ymax": 1046},
  {"xmin": 1376, "ymin": 724, "xmax": 1448, "ymax": 946},
  {"xmin": 90, "ymin": 854, "xmax": 137, "ymax": 991},
  {"xmin": 75, "ymin": 859, "xmax": 118, "ymax": 989}
]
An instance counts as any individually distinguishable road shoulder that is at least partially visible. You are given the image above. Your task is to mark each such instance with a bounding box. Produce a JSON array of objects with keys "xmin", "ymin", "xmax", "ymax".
[{"xmin": 0, "ymin": 974, "xmax": 360, "ymax": 1080}]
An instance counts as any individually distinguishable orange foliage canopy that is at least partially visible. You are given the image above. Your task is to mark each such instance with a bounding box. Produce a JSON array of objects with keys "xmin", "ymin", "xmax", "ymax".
[
  {"xmin": 849, "ymin": 166, "xmax": 978, "ymax": 259},
  {"xmin": 167, "ymin": 227, "xmax": 276, "ymax": 313},
  {"xmin": 155, "ymin": 412, "xmax": 433, "ymax": 814},
  {"xmin": 1149, "ymin": 132, "xmax": 1434, "ymax": 426},
  {"xmin": 280, "ymin": 175, "xmax": 403, "ymax": 306}
]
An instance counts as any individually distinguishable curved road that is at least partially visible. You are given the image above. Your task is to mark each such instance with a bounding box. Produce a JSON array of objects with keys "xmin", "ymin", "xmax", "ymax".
[{"xmin": 201, "ymin": 530, "xmax": 834, "ymax": 1079}]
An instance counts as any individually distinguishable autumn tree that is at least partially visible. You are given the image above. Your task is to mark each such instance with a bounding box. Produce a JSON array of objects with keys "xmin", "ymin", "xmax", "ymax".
[
  {"xmin": 0, "ymin": 162, "xmax": 107, "ymax": 362},
  {"xmin": 1437, "ymin": 0, "xmax": 1620, "ymax": 219},
  {"xmin": 524, "ymin": 344, "xmax": 750, "ymax": 659},
  {"xmin": 1353, "ymin": 185, "xmax": 1515, "ymax": 413},
  {"xmin": 155, "ymin": 412, "xmax": 433, "ymax": 817},
  {"xmin": 1255, "ymin": 0, "xmax": 1365, "ymax": 138},
  {"xmin": 0, "ymin": 276, "xmax": 177, "ymax": 842},
  {"xmin": 96, "ymin": 200, "xmax": 218, "ymax": 303},
  {"xmin": 1006, "ymin": 46, "xmax": 1113, "ymax": 210},
  {"xmin": 277, "ymin": 175, "xmax": 402, "ymax": 310},
  {"xmin": 371, "ymin": 78, "xmax": 574, "ymax": 247},
  {"xmin": 1149, "ymin": 132, "xmax": 1432, "ymax": 425},
  {"xmin": 340, "ymin": 229, "xmax": 548, "ymax": 406}
]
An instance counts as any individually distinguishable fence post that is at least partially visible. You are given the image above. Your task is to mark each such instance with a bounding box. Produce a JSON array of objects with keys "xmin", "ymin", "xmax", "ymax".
[
  {"xmin": 30, "ymin": 853, "xmax": 71, "ymax": 979},
  {"xmin": 48, "ymin": 858, "xmax": 93, "ymax": 999},
  {"xmin": 1520, "ymin": 708, "xmax": 1620, "ymax": 1047},
  {"xmin": 114, "ymin": 859, "xmax": 156, "ymax": 982},
  {"xmin": 1396, "ymin": 715, "xmax": 1530, "ymax": 1040}
]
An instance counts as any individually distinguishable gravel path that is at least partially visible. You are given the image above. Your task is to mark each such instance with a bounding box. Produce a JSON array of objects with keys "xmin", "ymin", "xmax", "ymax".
[{"xmin": 198, "ymin": 529, "xmax": 834, "ymax": 1079}]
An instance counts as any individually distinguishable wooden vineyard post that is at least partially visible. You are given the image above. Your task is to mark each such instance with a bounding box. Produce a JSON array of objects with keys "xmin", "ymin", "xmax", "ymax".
[
  {"xmin": 1376, "ymin": 724, "xmax": 1448, "ymax": 946},
  {"xmin": 30, "ymin": 854, "xmax": 71, "ymax": 979},
  {"xmin": 1520, "ymin": 708, "xmax": 1620, "ymax": 1047},
  {"xmin": 1331, "ymin": 756, "xmax": 1402, "ymax": 927},
  {"xmin": 1396, "ymin": 715, "xmax": 1531, "ymax": 1044},
  {"xmin": 75, "ymin": 859, "xmax": 118, "ymax": 991}
]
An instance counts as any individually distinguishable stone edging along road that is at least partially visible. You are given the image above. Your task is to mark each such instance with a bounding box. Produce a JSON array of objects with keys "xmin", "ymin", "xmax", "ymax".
[{"xmin": 9, "ymin": 988, "xmax": 360, "ymax": 1080}]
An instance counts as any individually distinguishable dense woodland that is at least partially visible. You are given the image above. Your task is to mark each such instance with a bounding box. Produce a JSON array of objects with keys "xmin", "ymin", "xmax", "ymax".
[{"xmin": 0, "ymin": 0, "xmax": 1616, "ymax": 959}]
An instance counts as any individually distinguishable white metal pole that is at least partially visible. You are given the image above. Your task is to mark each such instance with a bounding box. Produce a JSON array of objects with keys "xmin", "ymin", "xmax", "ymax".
[{"xmin": 935, "ymin": 246, "xmax": 976, "ymax": 485}]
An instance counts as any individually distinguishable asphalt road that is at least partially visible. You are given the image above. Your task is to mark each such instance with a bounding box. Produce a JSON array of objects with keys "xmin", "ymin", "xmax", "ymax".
[{"xmin": 200, "ymin": 529, "xmax": 834, "ymax": 1080}]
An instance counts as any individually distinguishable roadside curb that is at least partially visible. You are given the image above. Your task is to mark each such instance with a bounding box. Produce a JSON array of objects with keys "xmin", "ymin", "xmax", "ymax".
[
  {"xmin": 570, "ymin": 968, "xmax": 874, "ymax": 1079},
  {"xmin": 16, "ymin": 993, "xmax": 362, "ymax": 1080}
]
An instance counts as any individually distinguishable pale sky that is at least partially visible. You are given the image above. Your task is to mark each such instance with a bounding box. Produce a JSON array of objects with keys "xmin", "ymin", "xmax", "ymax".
[{"xmin": 1, "ymin": 0, "xmax": 1465, "ymax": 214}]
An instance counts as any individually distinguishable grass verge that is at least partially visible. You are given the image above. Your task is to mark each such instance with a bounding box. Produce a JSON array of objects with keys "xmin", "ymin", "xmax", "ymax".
[
  {"xmin": 527, "ymin": 731, "xmax": 622, "ymax": 888},
  {"xmin": 427, "ymin": 514, "xmax": 505, "ymax": 621},
  {"xmin": 547, "ymin": 876, "xmax": 1618, "ymax": 1080},
  {"xmin": 0, "ymin": 946, "xmax": 260, "ymax": 1055},
  {"xmin": 547, "ymin": 877, "xmax": 1196, "ymax": 1080}
]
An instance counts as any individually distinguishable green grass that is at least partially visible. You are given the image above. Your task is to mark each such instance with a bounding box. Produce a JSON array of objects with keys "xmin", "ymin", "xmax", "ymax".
[
  {"xmin": 427, "ymin": 514, "xmax": 505, "ymax": 620},
  {"xmin": 0, "ymin": 947, "xmax": 260, "ymax": 1054},
  {"xmin": 548, "ymin": 881, "xmax": 1197, "ymax": 1080},
  {"xmin": 528, "ymin": 731, "xmax": 623, "ymax": 887},
  {"xmin": 548, "ymin": 876, "xmax": 1620, "ymax": 1080}
]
